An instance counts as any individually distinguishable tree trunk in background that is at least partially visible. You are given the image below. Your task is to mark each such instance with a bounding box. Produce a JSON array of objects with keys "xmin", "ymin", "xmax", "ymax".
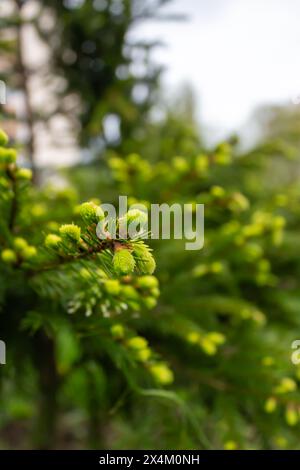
[
  {"xmin": 14, "ymin": 0, "xmax": 38, "ymax": 184},
  {"xmin": 33, "ymin": 332, "xmax": 59, "ymax": 449}
]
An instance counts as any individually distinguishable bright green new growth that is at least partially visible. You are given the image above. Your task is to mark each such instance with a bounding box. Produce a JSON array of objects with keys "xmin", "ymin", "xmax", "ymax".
[
  {"xmin": 123, "ymin": 209, "xmax": 148, "ymax": 226},
  {"xmin": 79, "ymin": 201, "xmax": 104, "ymax": 224},
  {"xmin": 0, "ymin": 147, "xmax": 17, "ymax": 164},
  {"xmin": 0, "ymin": 129, "xmax": 8, "ymax": 146},
  {"xmin": 16, "ymin": 168, "xmax": 33, "ymax": 180},
  {"xmin": 59, "ymin": 224, "xmax": 81, "ymax": 243},
  {"xmin": 21, "ymin": 246, "xmax": 37, "ymax": 260},
  {"xmin": 136, "ymin": 275, "xmax": 159, "ymax": 289},
  {"xmin": 1, "ymin": 249, "xmax": 17, "ymax": 264},
  {"xmin": 133, "ymin": 243, "xmax": 156, "ymax": 274},
  {"xmin": 13, "ymin": 237, "xmax": 28, "ymax": 251},
  {"xmin": 127, "ymin": 336, "xmax": 148, "ymax": 350},
  {"xmin": 113, "ymin": 248, "xmax": 136, "ymax": 275},
  {"xmin": 149, "ymin": 364, "xmax": 174, "ymax": 385},
  {"xmin": 122, "ymin": 285, "xmax": 139, "ymax": 300},
  {"xmin": 110, "ymin": 323, "xmax": 125, "ymax": 339},
  {"xmin": 44, "ymin": 234, "xmax": 62, "ymax": 250},
  {"xmin": 104, "ymin": 279, "xmax": 121, "ymax": 295}
]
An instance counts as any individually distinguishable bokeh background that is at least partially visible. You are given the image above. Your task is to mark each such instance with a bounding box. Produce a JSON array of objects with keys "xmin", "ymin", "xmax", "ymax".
[{"xmin": 1, "ymin": 0, "xmax": 300, "ymax": 450}]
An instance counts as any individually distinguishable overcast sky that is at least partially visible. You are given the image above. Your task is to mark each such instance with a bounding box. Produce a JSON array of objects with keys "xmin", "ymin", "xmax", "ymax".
[
  {"xmin": 12, "ymin": 0, "xmax": 300, "ymax": 165},
  {"xmin": 132, "ymin": 0, "xmax": 300, "ymax": 139}
]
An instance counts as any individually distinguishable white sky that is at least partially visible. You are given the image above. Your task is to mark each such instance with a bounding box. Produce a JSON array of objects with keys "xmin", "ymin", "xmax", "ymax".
[{"xmin": 132, "ymin": 0, "xmax": 300, "ymax": 139}]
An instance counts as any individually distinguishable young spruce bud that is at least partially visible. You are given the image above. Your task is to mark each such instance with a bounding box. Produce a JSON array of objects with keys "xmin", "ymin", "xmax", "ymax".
[
  {"xmin": 79, "ymin": 201, "xmax": 104, "ymax": 224},
  {"xmin": 45, "ymin": 234, "xmax": 62, "ymax": 250},
  {"xmin": 149, "ymin": 363, "xmax": 174, "ymax": 385},
  {"xmin": 113, "ymin": 249, "xmax": 136, "ymax": 276},
  {"xmin": 133, "ymin": 244, "xmax": 156, "ymax": 275},
  {"xmin": 1, "ymin": 249, "xmax": 17, "ymax": 265},
  {"xmin": 0, "ymin": 129, "xmax": 9, "ymax": 146},
  {"xmin": 13, "ymin": 237, "xmax": 28, "ymax": 252},
  {"xmin": 59, "ymin": 224, "xmax": 81, "ymax": 244},
  {"xmin": 0, "ymin": 148, "xmax": 17, "ymax": 164}
]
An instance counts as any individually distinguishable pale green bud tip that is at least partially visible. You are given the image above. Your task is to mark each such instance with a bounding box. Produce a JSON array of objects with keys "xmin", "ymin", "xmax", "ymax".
[
  {"xmin": 45, "ymin": 234, "xmax": 62, "ymax": 249},
  {"xmin": 224, "ymin": 441, "xmax": 238, "ymax": 450},
  {"xmin": 16, "ymin": 168, "xmax": 32, "ymax": 180},
  {"xmin": 113, "ymin": 249, "xmax": 136, "ymax": 276},
  {"xmin": 210, "ymin": 262, "xmax": 223, "ymax": 274},
  {"xmin": 79, "ymin": 201, "xmax": 104, "ymax": 223},
  {"xmin": 135, "ymin": 347, "xmax": 151, "ymax": 362},
  {"xmin": 0, "ymin": 148, "xmax": 17, "ymax": 164},
  {"xmin": 111, "ymin": 323, "xmax": 125, "ymax": 339},
  {"xmin": 136, "ymin": 275, "xmax": 159, "ymax": 290},
  {"xmin": 200, "ymin": 337, "xmax": 217, "ymax": 355},
  {"xmin": 121, "ymin": 285, "xmax": 139, "ymax": 300},
  {"xmin": 264, "ymin": 397, "xmax": 277, "ymax": 414},
  {"xmin": 104, "ymin": 279, "xmax": 121, "ymax": 296},
  {"xmin": 275, "ymin": 377, "xmax": 297, "ymax": 394},
  {"xmin": 149, "ymin": 363, "xmax": 174, "ymax": 385},
  {"xmin": 59, "ymin": 224, "xmax": 81, "ymax": 243},
  {"xmin": 262, "ymin": 356, "xmax": 274, "ymax": 367},
  {"xmin": 230, "ymin": 192, "xmax": 249, "ymax": 212},
  {"xmin": 0, "ymin": 129, "xmax": 9, "ymax": 146},
  {"xmin": 21, "ymin": 246, "xmax": 37, "ymax": 260},
  {"xmin": 133, "ymin": 244, "xmax": 156, "ymax": 275},
  {"xmin": 273, "ymin": 216, "xmax": 286, "ymax": 229},
  {"xmin": 127, "ymin": 336, "xmax": 148, "ymax": 350},
  {"xmin": 13, "ymin": 237, "xmax": 28, "ymax": 251},
  {"xmin": 286, "ymin": 406, "xmax": 298, "ymax": 426},
  {"xmin": 186, "ymin": 331, "xmax": 200, "ymax": 344},
  {"xmin": 210, "ymin": 185, "xmax": 225, "ymax": 198},
  {"xmin": 143, "ymin": 296, "xmax": 157, "ymax": 309},
  {"xmin": 125, "ymin": 209, "xmax": 148, "ymax": 225},
  {"xmin": 206, "ymin": 332, "xmax": 226, "ymax": 345},
  {"xmin": 1, "ymin": 249, "xmax": 17, "ymax": 264},
  {"xmin": 172, "ymin": 156, "xmax": 189, "ymax": 173}
]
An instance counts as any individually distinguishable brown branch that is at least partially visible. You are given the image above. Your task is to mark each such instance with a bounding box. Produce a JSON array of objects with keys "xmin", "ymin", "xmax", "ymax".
[{"xmin": 27, "ymin": 238, "xmax": 117, "ymax": 276}]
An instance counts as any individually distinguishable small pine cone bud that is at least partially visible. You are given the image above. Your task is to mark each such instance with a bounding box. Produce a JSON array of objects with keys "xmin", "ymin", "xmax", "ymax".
[
  {"xmin": 127, "ymin": 336, "xmax": 148, "ymax": 350},
  {"xmin": 1, "ymin": 249, "xmax": 17, "ymax": 265},
  {"xmin": 13, "ymin": 237, "xmax": 28, "ymax": 252},
  {"xmin": 264, "ymin": 397, "xmax": 277, "ymax": 414},
  {"xmin": 103, "ymin": 279, "xmax": 121, "ymax": 296},
  {"xmin": 151, "ymin": 287, "xmax": 160, "ymax": 298},
  {"xmin": 79, "ymin": 201, "xmax": 104, "ymax": 224},
  {"xmin": 149, "ymin": 363, "xmax": 174, "ymax": 385},
  {"xmin": 0, "ymin": 129, "xmax": 9, "ymax": 146},
  {"xmin": 59, "ymin": 224, "xmax": 81, "ymax": 243},
  {"xmin": 21, "ymin": 246, "xmax": 37, "ymax": 260},
  {"xmin": 133, "ymin": 244, "xmax": 156, "ymax": 274},
  {"xmin": 135, "ymin": 347, "xmax": 151, "ymax": 362},
  {"xmin": 121, "ymin": 285, "xmax": 139, "ymax": 301},
  {"xmin": 0, "ymin": 147, "xmax": 17, "ymax": 164},
  {"xmin": 16, "ymin": 168, "xmax": 32, "ymax": 181},
  {"xmin": 113, "ymin": 249, "xmax": 135, "ymax": 276},
  {"xmin": 136, "ymin": 275, "xmax": 158, "ymax": 290},
  {"xmin": 172, "ymin": 156, "xmax": 189, "ymax": 174},
  {"xmin": 210, "ymin": 185, "xmax": 225, "ymax": 198},
  {"xmin": 143, "ymin": 296, "xmax": 157, "ymax": 309},
  {"xmin": 285, "ymin": 405, "xmax": 298, "ymax": 427},
  {"xmin": 228, "ymin": 192, "xmax": 249, "ymax": 212},
  {"xmin": 206, "ymin": 332, "xmax": 226, "ymax": 345},
  {"xmin": 123, "ymin": 209, "xmax": 148, "ymax": 226},
  {"xmin": 200, "ymin": 337, "xmax": 217, "ymax": 356},
  {"xmin": 110, "ymin": 323, "xmax": 125, "ymax": 339},
  {"xmin": 45, "ymin": 234, "xmax": 62, "ymax": 250}
]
